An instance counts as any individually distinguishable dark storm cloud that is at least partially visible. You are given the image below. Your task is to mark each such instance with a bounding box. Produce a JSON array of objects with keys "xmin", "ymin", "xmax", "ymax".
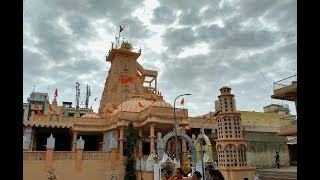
[
  {"xmin": 161, "ymin": 27, "xmax": 196, "ymax": 53},
  {"xmin": 53, "ymin": 59, "xmax": 105, "ymax": 77},
  {"xmin": 158, "ymin": 0, "xmax": 208, "ymax": 10},
  {"xmin": 178, "ymin": 7, "xmax": 202, "ymax": 25},
  {"xmin": 151, "ymin": 6, "xmax": 177, "ymax": 25},
  {"xmin": 23, "ymin": 50, "xmax": 49, "ymax": 79},
  {"xmin": 32, "ymin": 20, "xmax": 83, "ymax": 62},
  {"xmin": 119, "ymin": 17, "xmax": 154, "ymax": 40}
]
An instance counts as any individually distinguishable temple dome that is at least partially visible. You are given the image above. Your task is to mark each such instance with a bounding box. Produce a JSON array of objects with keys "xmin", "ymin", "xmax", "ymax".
[
  {"xmin": 151, "ymin": 95, "xmax": 173, "ymax": 108},
  {"xmin": 81, "ymin": 108, "xmax": 101, "ymax": 118},
  {"xmin": 112, "ymin": 97, "xmax": 152, "ymax": 115}
]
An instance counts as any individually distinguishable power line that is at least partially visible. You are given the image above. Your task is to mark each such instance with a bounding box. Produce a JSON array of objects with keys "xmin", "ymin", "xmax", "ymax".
[{"xmin": 208, "ymin": 0, "xmax": 273, "ymax": 89}]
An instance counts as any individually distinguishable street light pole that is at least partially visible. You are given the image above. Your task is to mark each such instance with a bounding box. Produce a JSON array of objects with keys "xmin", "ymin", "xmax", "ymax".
[
  {"xmin": 173, "ymin": 93, "xmax": 191, "ymax": 163},
  {"xmin": 200, "ymin": 110, "xmax": 221, "ymax": 180}
]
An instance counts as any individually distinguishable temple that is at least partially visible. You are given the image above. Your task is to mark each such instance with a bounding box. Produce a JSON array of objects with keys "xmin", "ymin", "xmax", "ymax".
[{"xmin": 23, "ymin": 39, "xmax": 297, "ymax": 180}]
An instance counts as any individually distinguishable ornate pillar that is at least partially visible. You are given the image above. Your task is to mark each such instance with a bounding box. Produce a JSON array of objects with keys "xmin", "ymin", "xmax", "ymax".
[
  {"xmin": 139, "ymin": 128, "xmax": 143, "ymax": 157},
  {"xmin": 119, "ymin": 127, "xmax": 124, "ymax": 157},
  {"xmin": 45, "ymin": 134, "xmax": 55, "ymax": 172},
  {"xmin": 71, "ymin": 131, "xmax": 78, "ymax": 151},
  {"xmin": 30, "ymin": 128, "xmax": 36, "ymax": 151},
  {"xmin": 75, "ymin": 136, "xmax": 85, "ymax": 171},
  {"xmin": 110, "ymin": 137, "xmax": 118, "ymax": 170},
  {"xmin": 149, "ymin": 123, "xmax": 155, "ymax": 154}
]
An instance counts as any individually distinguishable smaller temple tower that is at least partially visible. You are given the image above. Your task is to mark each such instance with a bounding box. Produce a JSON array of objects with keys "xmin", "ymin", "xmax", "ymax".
[{"xmin": 215, "ymin": 86, "xmax": 255, "ymax": 180}]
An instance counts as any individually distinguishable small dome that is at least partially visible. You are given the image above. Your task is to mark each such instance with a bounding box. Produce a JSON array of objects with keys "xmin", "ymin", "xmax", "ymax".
[
  {"xmin": 220, "ymin": 86, "xmax": 231, "ymax": 90},
  {"xmin": 81, "ymin": 108, "xmax": 101, "ymax": 118},
  {"xmin": 112, "ymin": 97, "xmax": 152, "ymax": 115},
  {"xmin": 152, "ymin": 95, "xmax": 173, "ymax": 108}
]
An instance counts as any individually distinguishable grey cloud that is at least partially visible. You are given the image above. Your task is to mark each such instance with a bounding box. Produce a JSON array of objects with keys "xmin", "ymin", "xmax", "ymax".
[
  {"xmin": 119, "ymin": 17, "xmax": 153, "ymax": 40},
  {"xmin": 177, "ymin": 7, "xmax": 202, "ymax": 25},
  {"xmin": 23, "ymin": 50, "xmax": 48, "ymax": 78},
  {"xmin": 158, "ymin": 0, "xmax": 208, "ymax": 11},
  {"xmin": 161, "ymin": 27, "xmax": 196, "ymax": 53},
  {"xmin": 151, "ymin": 6, "xmax": 177, "ymax": 25}
]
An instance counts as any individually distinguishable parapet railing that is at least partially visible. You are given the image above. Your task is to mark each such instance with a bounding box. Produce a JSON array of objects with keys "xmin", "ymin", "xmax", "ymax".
[
  {"xmin": 273, "ymin": 74, "xmax": 297, "ymax": 90},
  {"xmin": 53, "ymin": 151, "xmax": 76, "ymax": 160},
  {"xmin": 23, "ymin": 151, "xmax": 46, "ymax": 161},
  {"xmin": 82, "ymin": 151, "xmax": 108, "ymax": 160}
]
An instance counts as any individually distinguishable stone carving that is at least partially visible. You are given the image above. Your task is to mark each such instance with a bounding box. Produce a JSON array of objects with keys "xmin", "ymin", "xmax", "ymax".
[
  {"xmin": 46, "ymin": 134, "xmax": 55, "ymax": 149},
  {"xmin": 47, "ymin": 169, "xmax": 57, "ymax": 180},
  {"xmin": 141, "ymin": 159, "xmax": 146, "ymax": 170},
  {"xmin": 151, "ymin": 151, "xmax": 158, "ymax": 165},
  {"xmin": 136, "ymin": 158, "xmax": 141, "ymax": 170},
  {"xmin": 76, "ymin": 136, "xmax": 85, "ymax": 149},
  {"xmin": 23, "ymin": 136, "xmax": 31, "ymax": 150},
  {"xmin": 110, "ymin": 137, "xmax": 118, "ymax": 149},
  {"xmin": 146, "ymin": 154, "xmax": 154, "ymax": 171}
]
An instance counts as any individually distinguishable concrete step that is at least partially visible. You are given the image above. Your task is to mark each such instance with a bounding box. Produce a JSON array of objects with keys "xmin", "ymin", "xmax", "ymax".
[
  {"xmin": 259, "ymin": 177, "xmax": 296, "ymax": 180},
  {"xmin": 256, "ymin": 169, "xmax": 297, "ymax": 180}
]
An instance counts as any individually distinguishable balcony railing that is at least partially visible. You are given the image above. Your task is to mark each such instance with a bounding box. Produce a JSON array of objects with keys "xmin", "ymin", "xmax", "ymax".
[
  {"xmin": 273, "ymin": 74, "xmax": 297, "ymax": 90},
  {"xmin": 53, "ymin": 151, "xmax": 76, "ymax": 160},
  {"xmin": 82, "ymin": 151, "xmax": 108, "ymax": 160},
  {"xmin": 23, "ymin": 151, "xmax": 46, "ymax": 161}
]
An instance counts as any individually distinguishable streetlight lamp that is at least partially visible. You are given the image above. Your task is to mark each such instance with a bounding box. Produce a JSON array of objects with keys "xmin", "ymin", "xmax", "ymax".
[{"xmin": 173, "ymin": 93, "xmax": 191, "ymax": 163}]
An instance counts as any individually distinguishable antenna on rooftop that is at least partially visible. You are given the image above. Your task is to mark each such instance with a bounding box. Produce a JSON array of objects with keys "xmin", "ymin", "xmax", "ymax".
[
  {"xmin": 75, "ymin": 82, "xmax": 80, "ymax": 108},
  {"xmin": 85, "ymin": 84, "xmax": 91, "ymax": 109}
]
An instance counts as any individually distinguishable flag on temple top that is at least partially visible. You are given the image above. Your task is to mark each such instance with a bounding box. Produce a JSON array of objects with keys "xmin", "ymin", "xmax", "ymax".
[
  {"xmin": 113, "ymin": 105, "xmax": 118, "ymax": 110},
  {"xmin": 49, "ymin": 105, "xmax": 53, "ymax": 112},
  {"xmin": 136, "ymin": 70, "xmax": 142, "ymax": 79},
  {"xmin": 34, "ymin": 103, "xmax": 39, "ymax": 110},
  {"xmin": 150, "ymin": 96, "xmax": 155, "ymax": 101},
  {"xmin": 138, "ymin": 102, "xmax": 144, "ymax": 108},
  {"xmin": 61, "ymin": 106, "xmax": 65, "ymax": 111},
  {"xmin": 36, "ymin": 109, "xmax": 42, "ymax": 115},
  {"xmin": 55, "ymin": 89, "xmax": 58, "ymax": 97},
  {"xmin": 106, "ymin": 109, "xmax": 113, "ymax": 114},
  {"xmin": 119, "ymin": 26, "xmax": 124, "ymax": 32},
  {"xmin": 181, "ymin": 98, "xmax": 185, "ymax": 105}
]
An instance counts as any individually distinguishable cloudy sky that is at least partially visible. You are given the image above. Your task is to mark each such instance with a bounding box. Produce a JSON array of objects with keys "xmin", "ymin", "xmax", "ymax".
[{"xmin": 23, "ymin": 0, "xmax": 297, "ymax": 117}]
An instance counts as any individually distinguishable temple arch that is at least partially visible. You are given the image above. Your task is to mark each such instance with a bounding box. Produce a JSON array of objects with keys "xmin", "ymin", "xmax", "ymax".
[{"xmin": 157, "ymin": 129, "xmax": 196, "ymax": 166}]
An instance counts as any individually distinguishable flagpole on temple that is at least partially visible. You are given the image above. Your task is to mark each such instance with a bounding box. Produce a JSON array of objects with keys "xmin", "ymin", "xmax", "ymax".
[{"xmin": 118, "ymin": 26, "xmax": 121, "ymax": 48}]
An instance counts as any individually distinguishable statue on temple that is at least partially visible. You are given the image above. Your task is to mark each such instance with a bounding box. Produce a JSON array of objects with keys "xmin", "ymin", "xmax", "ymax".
[
  {"xmin": 182, "ymin": 151, "xmax": 192, "ymax": 175},
  {"xmin": 151, "ymin": 151, "xmax": 158, "ymax": 164},
  {"xmin": 47, "ymin": 169, "xmax": 57, "ymax": 180}
]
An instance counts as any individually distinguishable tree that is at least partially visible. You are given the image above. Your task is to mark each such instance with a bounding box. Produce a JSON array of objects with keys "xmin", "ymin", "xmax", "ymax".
[{"xmin": 124, "ymin": 121, "xmax": 137, "ymax": 180}]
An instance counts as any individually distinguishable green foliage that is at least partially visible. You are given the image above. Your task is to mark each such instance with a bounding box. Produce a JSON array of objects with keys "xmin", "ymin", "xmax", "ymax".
[{"xmin": 124, "ymin": 121, "xmax": 137, "ymax": 180}]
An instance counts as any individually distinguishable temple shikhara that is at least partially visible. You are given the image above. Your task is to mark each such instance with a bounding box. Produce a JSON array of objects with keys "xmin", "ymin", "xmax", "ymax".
[{"xmin": 23, "ymin": 34, "xmax": 297, "ymax": 179}]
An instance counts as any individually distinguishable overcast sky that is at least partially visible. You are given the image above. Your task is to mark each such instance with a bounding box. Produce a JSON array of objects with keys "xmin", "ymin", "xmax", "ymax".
[{"xmin": 23, "ymin": 0, "xmax": 297, "ymax": 117}]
